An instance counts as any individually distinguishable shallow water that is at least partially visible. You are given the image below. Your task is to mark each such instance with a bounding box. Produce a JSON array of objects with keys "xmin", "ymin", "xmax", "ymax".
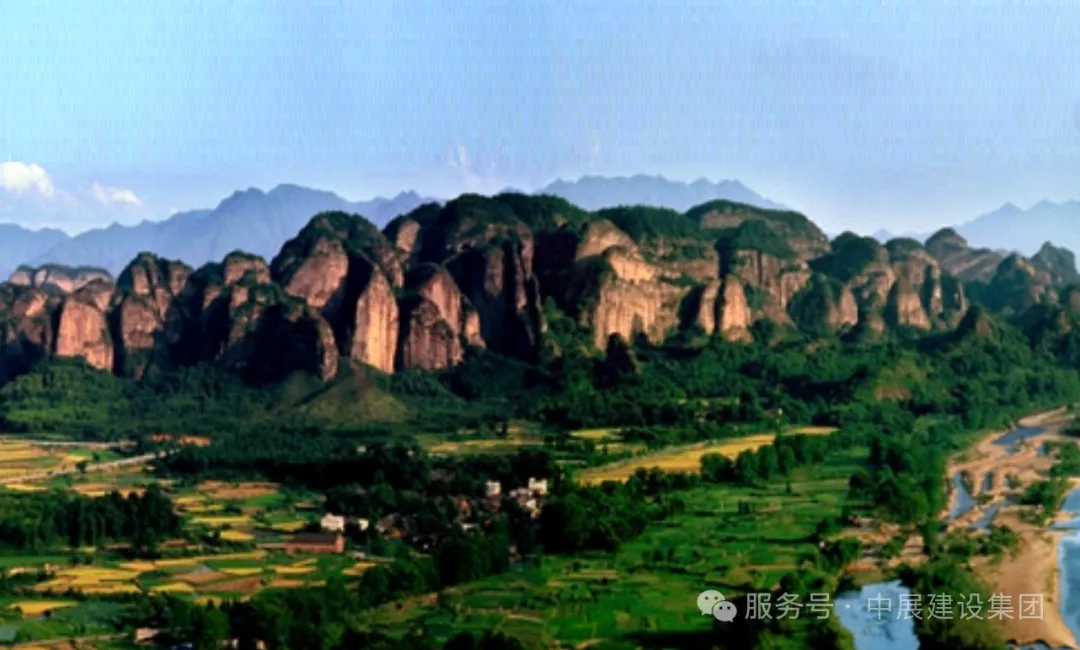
[
  {"xmin": 834, "ymin": 581, "xmax": 920, "ymax": 650},
  {"xmin": 994, "ymin": 426, "xmax": 1046, "ymax": 454},
  {"xmin": 948, "ymin": 471, "xmax": 977, "ymax": 521},
  {"xmin": 972, "ymin": 500, "xmax": 1003, "ymax": 531},
  {"xmin": 1059, "ymin": 488, "xmax": 1080, "ymax": 644}
]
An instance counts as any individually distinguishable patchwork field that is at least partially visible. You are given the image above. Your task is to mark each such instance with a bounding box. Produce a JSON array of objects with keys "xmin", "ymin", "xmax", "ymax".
[
  {"xmin": 574, "ymin": 427, "xmax": 836, "ymax": 485},
  {"xmin": 0, "ymin": 439, "xmax": 125, "ymax": 485},
  {"xmin": 355, "ymin": 446, "xmax": 868, "ymax": 647},
  {"xmin": 18, "ymin": 550, "xmax": 370, "ymax": 601}
]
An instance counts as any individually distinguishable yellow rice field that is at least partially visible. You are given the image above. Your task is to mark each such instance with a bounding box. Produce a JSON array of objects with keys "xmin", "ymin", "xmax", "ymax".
[
  {"xmin": 575, "ymin": 427, "xmax": 835, "ymax": 485},
  {"xmin": 343, "ymin": 561, "xmax": 376, "ymax": 576},
  {"xmin": 192, "ymin": 515, "xmax": 252, "ymax": 527},
  {"xmin": 270, "ymin": 520, "xmax": 307, "ymax": 533},
  {"xmin": 119, "ymin": 561, "xmax": 158, "ymax": 572},
  {"xmin": 570, "ymin": 428, "xmax": 621, "ymax": 441},
  {"xmin": 150, "ymin": 582, "xmax": 195, "ymax": 593},
  {"xmin": 220, "ymin": 530, "xmax": 255, "ymax": 542},
  {"xmin": 219, "ymin": 567, "xmax": 265, "ymax": 576},
  {"xmin": 12, "ymin": 600, "xmax": 75, "ymax": 617}
]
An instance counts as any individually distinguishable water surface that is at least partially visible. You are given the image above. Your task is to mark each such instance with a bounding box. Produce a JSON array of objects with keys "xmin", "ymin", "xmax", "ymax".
[
  {"xmin": 993, "ymin": 426, "xmax": 1046, "ymax": 455},
  {"xmin": 834, "ymin": 581, "xmax": 919, "ymax": 650},
  {"xmin": 948, "ymin": 472, "xmax": 977, "ymax": 521}
]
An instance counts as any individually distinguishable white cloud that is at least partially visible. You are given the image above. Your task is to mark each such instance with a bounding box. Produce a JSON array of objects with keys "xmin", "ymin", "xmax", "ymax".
[
  {"xmin": 90, "ymin": 182, "xmax": 142, "ymax": 207},
  {"xmin": 446, "ymin": 142, "xmax": 507, "ymax": 194},
  {"xmin": 0, "ymin": 162, "xmax": 55, "ymax": 198}
]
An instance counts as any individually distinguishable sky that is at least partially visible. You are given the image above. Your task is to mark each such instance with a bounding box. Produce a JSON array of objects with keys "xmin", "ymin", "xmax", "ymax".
[{"xmin": 3, "ymin": 0, "xmax": 1080, "ymax": 233}]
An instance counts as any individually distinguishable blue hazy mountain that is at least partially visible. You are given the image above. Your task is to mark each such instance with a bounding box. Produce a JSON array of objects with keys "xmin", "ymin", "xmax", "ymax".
[
  {"xmin": 872, "ymin": 201, "xmax": 1080, "ymax": 259},
  {"xmin": 538, "ymin": 175, "xmax": 787, "ymax": 212},
  {"xmin": 0, "ymin": 224, "xmax": 71, "ymax": 281},
  {"xmin": 953, "ymin": 200, "xmax": 1080, "ymax": 257},
  {"xmin": 28, "ymin": 185, "xmax": 432, "ymax": 275}
]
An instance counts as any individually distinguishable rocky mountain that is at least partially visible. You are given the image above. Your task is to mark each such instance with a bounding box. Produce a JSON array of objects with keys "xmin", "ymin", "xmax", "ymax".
[
  {"xmin": 539, "ymin": 175, "xmax": 786, "ymax": 212},
  {"xmin": 924, "ymin": 228, "xmax": 1004, "ymax": 282},
  {"xmin": 0, "ymin": 225, "xmax": 70, "ymax": 281},
  {"xmin": 26, "ymin": 186, "xmax": 432, "ymax": 276},
  {"xmin": 2, "ymin": 192, "xmax": 1077, "ymax": 387}
]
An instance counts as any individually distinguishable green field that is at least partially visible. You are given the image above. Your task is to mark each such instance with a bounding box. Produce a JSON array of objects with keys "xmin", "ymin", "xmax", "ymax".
[{"xmin": 354, "ymin": 447, "xmax": 868, "ymax": 649}]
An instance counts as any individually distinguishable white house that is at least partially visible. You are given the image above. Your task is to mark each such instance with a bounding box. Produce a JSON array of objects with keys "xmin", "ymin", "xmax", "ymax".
[
  {"xmin": 485, "ymin": 480, "xmax": 502, "ymax": 497},
  {"xmin": 320, "ymin": 513, "xmax": 346, "ymax": 533},
  {"xmin": 527, "ymin": 477, "xmax": 548, "ymax": 496},
  {"xmin": 356, "ymin": 518, "xmax": 370, "ymax": 532}
]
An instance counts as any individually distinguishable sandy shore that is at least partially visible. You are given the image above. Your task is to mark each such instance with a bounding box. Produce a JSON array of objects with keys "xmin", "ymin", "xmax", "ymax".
[
  {"xmin": 988, "ymin": 511, "xmax": 1076, "ymax": 648},
  {"xmin": 950, "ymin": 408, "xmax": 1078, "ymax": 647}
]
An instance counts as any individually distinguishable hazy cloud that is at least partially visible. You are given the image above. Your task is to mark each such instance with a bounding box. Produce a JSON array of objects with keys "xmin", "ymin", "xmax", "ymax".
[
  {"xmin": 0, "ymin": 162, "xmax": 55, "ymax": 198},
  {"xmin": 90, "ymin": 182, "xmax": 142, "ymax": 207},
  {"xmin": 446, "ymin": 142, "xmax": 506, "ymax": 194}
]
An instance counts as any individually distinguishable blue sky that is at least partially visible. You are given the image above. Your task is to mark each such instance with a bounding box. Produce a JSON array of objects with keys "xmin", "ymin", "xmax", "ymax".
[{"xmin": 2, "ymin": 0, "xmax": 1080, "ymax": 233}]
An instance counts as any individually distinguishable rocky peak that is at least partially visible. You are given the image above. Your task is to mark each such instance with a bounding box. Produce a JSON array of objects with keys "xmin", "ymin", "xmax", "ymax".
[
  {"xmin": 924, "ymin": 230, "xmax": 1003, "ymax": 283},
  {"xmin": 1031, "ymin": 241, "xmax": 1079, "ymax": 285},
  {"xmin": 973, "ymin": 254, "xmax": 1056, "ymax": 316},
  {"xmin": 925, "ymin": 228, "xmax": 968, "ymax": 256},
  {"xmin": 117, "ymin": 253, "xmax": 191, "ymax": 297},
  {"xmin": 687, "ymin": 200, "xmax": 830, "ymax": 260},
  {"xmin": 221, "ymin": 252, "xmax": 271, "ymax": 286},
  {"xmin": 273, "ymin": 212, "xmax": 399, "ymax": 373},
  {"xmin": 9, "ymin": 264, "xmax": 113, "ymax": 295}
]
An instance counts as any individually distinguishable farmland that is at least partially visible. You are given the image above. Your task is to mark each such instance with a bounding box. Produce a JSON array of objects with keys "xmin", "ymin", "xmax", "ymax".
[
  {"xmin": 574, "ymin": 426, "xmax": 836, "ymax": 485},
  {"xmin": 0, "ymin": 466, "xmax": 370, "ymax": 610},
  {"xmin": 0, "ymin": 438, "xmax": 125, "ymax": 485},
  {"xmin": 353, "ymin": 446, "xmax": 867, "ymax": 647}
]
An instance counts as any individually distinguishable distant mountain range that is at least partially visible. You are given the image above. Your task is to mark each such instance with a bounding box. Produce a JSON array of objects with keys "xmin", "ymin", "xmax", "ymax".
[
  {"xmin": 873, "ymin": 200, "xmax": 1080, "ymax": 258},
  {"xmin": 0, "ymin": 224, "xmax": 69, "ymax": 279},
  {"xmin": 5, "ymin": 174, "xmax": 1080, "ymax": 282},
  {"xmin": 7, "ymin": 186, "xmax": 433, "ymax": 277},
  {"xmin": 0, "ymin": 175, "xmax": 788, "ymax": 277},
  {"xmin": 538, "ymin": 175, "xmax": 787, "ymax": 212}
]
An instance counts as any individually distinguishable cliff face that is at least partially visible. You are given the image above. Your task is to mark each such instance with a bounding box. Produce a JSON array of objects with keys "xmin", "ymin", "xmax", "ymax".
[
  {"xmin": 271, "ymin": 213, "xmax": 400, "ymax": 373},
  {"xmin": 807, "ymin": 233, "xmax": 966, "ymax": 333},
  {"xmin": 3, "ymin": 192, "xmax": 1077, "ymax": 386}
]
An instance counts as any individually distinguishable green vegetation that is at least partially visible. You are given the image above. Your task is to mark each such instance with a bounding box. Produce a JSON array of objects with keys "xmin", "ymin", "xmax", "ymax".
[
  {"xmin": 493, "ymin": 193, "xmax": 590, "ymax": 231},
  {"xmin": 811, "ymin": 232, "xmax": 881, "ymax": 282},
  {"xmin": 593, "ymin": 206, "xmax": 707, "ymax": 244},
  {"xmin": 0, "ymin": 485, "xmax": 179, "ymax": 553},
  {"xmin": 716, "ymin": 219, "xmax": 797, "ymax": 260}
]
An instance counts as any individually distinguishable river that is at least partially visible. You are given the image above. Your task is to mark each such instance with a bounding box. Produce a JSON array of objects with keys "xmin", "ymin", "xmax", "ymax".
[
  {"xmin": 1056, "ymin": 487, "xmax": 1080, "ymax": 647},
  {"xmin": 834, "ymin": 581, "xmax": 919, "ymax": 650},
  {"xmin": 834, "ymin": 422, "xmax": 1058, "ymax": 649}
]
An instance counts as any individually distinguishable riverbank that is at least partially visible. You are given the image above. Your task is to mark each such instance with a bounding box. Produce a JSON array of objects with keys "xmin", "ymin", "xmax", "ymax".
[
  {"xmin": 947, "ymin": 407, "xmax": 1078, "ymax": 648},
  {"xmin": 944, "ymin": 408, "xmax": 1072, "ymax": 528},
  {"xmin": 988, "ymin": 511, "xmax": 1075, "ymax": 648}
]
